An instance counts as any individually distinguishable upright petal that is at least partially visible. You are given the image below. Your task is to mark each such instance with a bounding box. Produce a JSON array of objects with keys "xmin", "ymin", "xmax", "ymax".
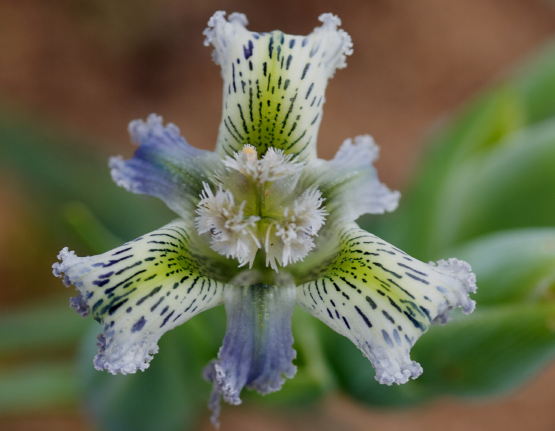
[
  {"xmin": 52, "ymin": 220, "xmax": 230, "ymax": 374},
  {"xmin": 297, "ymin": 225, "xmax": 476, "ymax": 385},
  {"xmin": 204, "ymin": 272, "xmax": 297, "ymax": 426},
  {"xmin": 204, "ymin": 11, "xmax": 353, "ymax": 160},
  {"xmin": 110, "ymin": 114, "xmax": 220, "ymax": 219}
]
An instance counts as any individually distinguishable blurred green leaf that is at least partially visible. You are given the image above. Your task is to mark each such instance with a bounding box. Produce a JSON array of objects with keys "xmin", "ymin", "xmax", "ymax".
[
  {"xmin": 0, "ymin": 362, "xmax": 77, "ymax": 414},
  {"xmin": 411, "ymin": 303, "xmax": 555, "ymax": 397},
  {"xmin": 0, "ymin": 301, "xmax": 88, "ymax": 355},
  {"xmin": 63, "ymin": 201, "xmax": 123, "ymax": 251},
  {"xmin": 0, "ymin": 112, "xmax": 172, "ymax": 246},
  {"xmin": 452, "ymin": 229, "xmax": 555, "ymax": 306},
  {"xmin": 373, "ymin": 41, "xmax": 555, "ymax": 257},
  {"xmin": 329, "ymin": 303, "xmax": 555, "ymax": 407},
  {"xmin": 431, "ymin": 121, "xmax": 555, "ymax": 251}
]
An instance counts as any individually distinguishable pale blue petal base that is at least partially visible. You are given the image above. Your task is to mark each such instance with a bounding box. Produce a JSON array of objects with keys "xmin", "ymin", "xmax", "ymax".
[
  {"xmin": 110, "ymin": 114, "xmax": 218, "ymax": 218},
  {"xmin": 204, "ymin": 275, "xmax": 297, "ymax": 425}
]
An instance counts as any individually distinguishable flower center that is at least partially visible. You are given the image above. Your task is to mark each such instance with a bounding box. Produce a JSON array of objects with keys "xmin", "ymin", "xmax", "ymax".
[{"xmin": 195, "ymin": 146, "xmax": 326, "ymax": 270}]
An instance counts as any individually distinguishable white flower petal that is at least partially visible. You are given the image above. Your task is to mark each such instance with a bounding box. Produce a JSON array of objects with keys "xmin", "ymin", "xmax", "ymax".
[
  {"xmin": 297, "ymin": 225, "xmax": 476, "ymax": 385},
  {"xmin": 311, "ymin": 135, "xmax": 400, "ymax": 224},
  {"xmin": 53, "ymin": 220, "xmax": 229, "ymax": 374},
  {"xmin": 204, "ymin": 11, "xmax": 353, "ymax": 160}
]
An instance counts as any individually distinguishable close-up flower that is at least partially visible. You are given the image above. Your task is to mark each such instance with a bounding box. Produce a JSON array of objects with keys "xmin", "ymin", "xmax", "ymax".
[{"xmin": 52, "ymin": 11, "xmax": 477, "ymax": 425}]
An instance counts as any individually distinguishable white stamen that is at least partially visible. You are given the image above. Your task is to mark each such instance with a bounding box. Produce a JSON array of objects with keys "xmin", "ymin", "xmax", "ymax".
[
  {"xmin": 265, "ymin": 188, "xmax": 327, "ymax": 270},
  {"xmin": 195, "ymin": 183, "xmax": 260, "ymax": 267},
  {"xmin": 223, "ymin": 146, "xmax": 303, "ymax": 183},
  {"xmin": 199, "ymin": 148, "xmax": 326, "ymax": 269}
]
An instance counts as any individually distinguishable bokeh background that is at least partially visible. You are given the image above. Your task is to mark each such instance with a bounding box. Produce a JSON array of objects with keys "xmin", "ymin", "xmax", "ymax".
[{"xmin": 2, "ymin": 1, "xmax": 555, "ymax": 430}]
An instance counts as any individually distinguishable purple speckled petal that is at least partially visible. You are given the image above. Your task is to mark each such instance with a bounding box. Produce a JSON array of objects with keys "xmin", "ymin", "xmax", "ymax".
[
  {"xmin": 69, "ymin": 293, "xmax": 89, "ymax": 317},
  {"xmin": 110, "ymin": 114, "xmax": 220, "ymax": 218},
  {"xmin": 297, "ymin": 224, "xmax": 476, "ymax": 386},
  {"xmin": 204, "ymin": 272, "xmax": 297, "ymax": 426},
  {"xmin": 204, "ymin": 11, "xmax": 353, "ymax": 161},
  {"xmin": 52, "ymin": 220, "xmax": 228, "ymax": 375}
]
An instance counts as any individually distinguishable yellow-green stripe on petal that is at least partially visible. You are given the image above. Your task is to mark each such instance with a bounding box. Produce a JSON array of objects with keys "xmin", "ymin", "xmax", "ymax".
[
  {"xmin": 297, "ymin": 225, "xmax": 476, "ymax": 385},
  {"xmin": 204, "ymin": 11, "xmax": 353, "ymax": 160},
  {"xmin": 53, "ymin": 220, "xmax": 229, "ymax": 374}
]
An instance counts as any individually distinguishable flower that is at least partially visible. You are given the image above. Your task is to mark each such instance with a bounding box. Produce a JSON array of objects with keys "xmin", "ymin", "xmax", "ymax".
[{"xmin": 53, "ymin": 11, "xmax": 477, "ymax": 426}]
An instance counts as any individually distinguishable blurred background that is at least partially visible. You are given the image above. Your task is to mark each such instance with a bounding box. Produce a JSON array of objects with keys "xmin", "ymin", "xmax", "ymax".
[{"xmin": 2, "ymin": 0, "xmax": 555, "ymax": 430}]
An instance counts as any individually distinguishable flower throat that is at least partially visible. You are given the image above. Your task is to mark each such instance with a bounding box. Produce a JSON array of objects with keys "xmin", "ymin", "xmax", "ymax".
[{"xmin": 195, "ymin": 145, "xmax": 327, "ymax": 270}]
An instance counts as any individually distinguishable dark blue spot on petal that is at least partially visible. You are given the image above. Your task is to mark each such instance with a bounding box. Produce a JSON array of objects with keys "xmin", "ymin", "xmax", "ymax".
[{"xmin": 131, "ymin": 316, "xmax": 146, "ymax": 333}]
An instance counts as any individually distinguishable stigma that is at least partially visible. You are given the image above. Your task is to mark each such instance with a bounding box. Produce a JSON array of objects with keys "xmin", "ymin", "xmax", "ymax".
[
  {"xmin": 195, "ymin": 146, "xmax": 326, "ymax": 269},
  {"xmin": 223, "ymin": 145, "xmax": 303, "ymax": 184}
]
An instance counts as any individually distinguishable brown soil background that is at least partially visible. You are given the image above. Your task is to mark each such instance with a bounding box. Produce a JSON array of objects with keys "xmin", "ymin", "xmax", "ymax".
[{"xmin": 1, "ymin": 0, "xmax": 555, "ymax": 430}]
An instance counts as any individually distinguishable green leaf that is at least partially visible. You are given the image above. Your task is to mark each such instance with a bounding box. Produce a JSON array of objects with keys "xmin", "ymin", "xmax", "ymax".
[
  {"xmin": 451, "ymin": 229, "xmax": 555, "ymax": 306},
  {"xmin": 62, "ymin": 201, "xmax": 123, "ymax": 251},
  {"xmin": 0, "ymin": 301, "xmax": 88, "ymax": 355},
  {"xmin": 412, "ymin": 304, "xmax": 555, "ymax": 397},
  {"xmin": 328, "ymin": 304, "xmax": 555, "ymax": 406},
  {"xmin": 516, "ymin": 41, "xmax": 555, "ymax": 123},
  {"xmin": 432, "ymin": 120, "xmax": 555, "ymax": 251},
  {"xmin": 373, "ymin": 41, "xmax": 555, "ymax": 257},
  {"xmin": 0, "ymin": 112, "xmax": 172, "ymax": 245},
  {"xmin": 0, "ymin": 362, "xmax": 77, "ymax": 414}
]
